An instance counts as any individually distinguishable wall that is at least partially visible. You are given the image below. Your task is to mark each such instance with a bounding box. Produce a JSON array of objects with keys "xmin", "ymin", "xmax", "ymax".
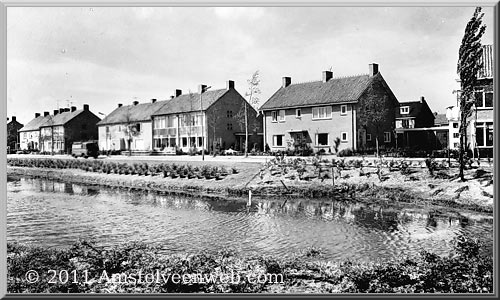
[
  {"xmin": 64, "ymin": 110, "xmax": 101, "ymax": 153},
  {"xmin": 20, "ymin": 130, "xmax": 39, "ymax": 150},
  {"xmin": 98, "ymin": 121, "xmax": 152, "ymax": 152}
]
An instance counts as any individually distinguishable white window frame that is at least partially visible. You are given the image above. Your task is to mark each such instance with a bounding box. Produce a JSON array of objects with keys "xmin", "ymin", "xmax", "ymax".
[
  {"xmin": 400, "ymin": 106, "xmax": 410, "ymax": 114},
  {"xmin": 340, "ymin": 105, "xmax": 347, "ymax": 116},
  {"xmin": 384, "ymin": 132, "xmax": 391, "ymax": 143},
  {"xmin": 271, "ymin": 111, "xmax": 278, "ymax": 123},
  {"xmin": 341, "ymin": 132, "xmax": 348, "ymax": 142},
  {"xmin": 279, "ymin": 110, "xmax": 286, "ymax": 122},
  {"xmin": 312, "ymin": 106, "xmax": 332, "ymax": 120},
  {"xmin": 295, "ymin": 109, "xmax": 301, "ymax": 118},
  {"xmin": 273, "ymin": 135, "xmax": 284, "ymax": 147},
  {"xmin": 366, "ymin": 133, "xmax": 372, "ymax": 141},
  {"xmin": 316, "ymin": 133, "xmax": 329, "ymax": 146}
]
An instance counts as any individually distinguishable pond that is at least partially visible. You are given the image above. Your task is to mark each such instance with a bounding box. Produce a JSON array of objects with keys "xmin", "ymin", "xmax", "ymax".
[{"xmin": 7, "ymin": 176, "xmax": 493, "ymax": 262}]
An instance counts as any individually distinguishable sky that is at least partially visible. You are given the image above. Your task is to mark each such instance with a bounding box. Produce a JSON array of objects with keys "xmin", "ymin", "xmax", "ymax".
[{"xmin": 6, "ymin": 6, "xmax": 495, "ymax": 125}]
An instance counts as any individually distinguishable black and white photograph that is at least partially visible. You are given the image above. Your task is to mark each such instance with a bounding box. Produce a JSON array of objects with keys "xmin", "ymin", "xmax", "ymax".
[{"xmin": 3, "ymin": 2, "xmax": 497, "ymax": 295}]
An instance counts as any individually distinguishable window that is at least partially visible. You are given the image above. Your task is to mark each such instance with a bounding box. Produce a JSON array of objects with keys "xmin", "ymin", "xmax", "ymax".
[
  {"xmin": 366, "ymin": 133, "xmax": 372, "ymax": 142},
  {"xmin": 272, "ymin": 111, "xmax": 278, "ymax": 122},
  {"xmin": 384, "ymin": 132, "xmax": 391, "ymax": 143},
  {"xmin": 341, "ymin": 132, "xmax": 348, "ymax": 142},
  {"xmin": 312, "ymin": 106, "xmax": 332, "ymax": 120},
  {"xmin": 182, "ymin": 137, "xmax": 188, "ymax": 147},
  {"xmin": 273, "ymin": 135, "xmax": 284, "ymax": 147},
  {"xmin": 198, "ymin": 137, "xmax": 203, "ymax": 147},
  {"xmin": 453, "ymin": 133, "xmax": 460, "ymax": 138},
  {"xmin": 453, "ymin": 122, "xmax": 459, "ymax": 128},
  {"xmin": 340, "ymin": 105, "xmax": 347, "ymax": 115},
  {"xmin": 476, "ymin": 122, "xmax": 493, "ymax": 147},
  {"xmin": 296, "ymin": 109, "xmax": 301, "ymax": 118},
  {"xmin": 169, "ymin": 138, "xmax": 176, "ymax": 147},
  {"xmin": 279, "ymin": 110, "xmax": 285, "ymax": 122},
  {"xmin": 402, "ymin": 119, "xmax": 410, "ymax": 128},
  {"xmin": 475, "ymin": 91, "xmax": 494, "ymax": 108},
  {"xmin": 105, "ymin": 126, "xmax": 110, "ymax": 134},
  {"xmin": 136, "ymin": 123, "xmax": 141, "ymax": 132},
  {"xmin": 227, "ymin": 110, "xmax": 233, "ymax": 118},
  {"xmin": 400, "ymin": 106, "xmax": 410, "ymax": 114},
  {"xmin": 316, "ymin": 133, "xmax": 329, "ymax": 146},
  {"xmin": 227, "ymin": 123, "xmax": 233, "ymax": 130}
]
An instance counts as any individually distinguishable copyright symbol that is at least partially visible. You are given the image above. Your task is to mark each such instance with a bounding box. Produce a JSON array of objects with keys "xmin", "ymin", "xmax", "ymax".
[{"xmin": 25, "ymin": 270, "xmax": 39, "ymax": 284}]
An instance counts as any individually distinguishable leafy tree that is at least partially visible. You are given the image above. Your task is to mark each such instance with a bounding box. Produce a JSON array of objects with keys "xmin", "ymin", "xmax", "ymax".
[{"xmin": 457, "ymin": 7, "xmax": 486, "ymax": 181}]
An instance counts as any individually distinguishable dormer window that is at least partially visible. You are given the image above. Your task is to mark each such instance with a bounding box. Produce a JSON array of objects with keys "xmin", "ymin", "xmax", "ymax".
[{"xmin": 400, "ymin": 106, "xmax": 410, "ymax": 114}]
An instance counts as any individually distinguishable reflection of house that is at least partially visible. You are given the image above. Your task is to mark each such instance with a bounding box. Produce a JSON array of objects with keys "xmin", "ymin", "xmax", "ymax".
[
  {"xmin": 7, "ymin": 116, "xmax": 23, "ymax": 152},
  {"xmin": 151, "ymin": 80, "xmax": 262, "ymax": 154},
  {"xmin": 97, "ymin": 99, "xmax": 168, "ymax": 153},
  {"xmin": 260, "ymin": 64, "xmax": 399, "ymax": 153},
  {"xmin": 39, "ymin": 105, "xmax": 100, "ymax": 154},
  {"xmin": 19, "ymin": 112, "xmax": 52, "ymax": 151}
]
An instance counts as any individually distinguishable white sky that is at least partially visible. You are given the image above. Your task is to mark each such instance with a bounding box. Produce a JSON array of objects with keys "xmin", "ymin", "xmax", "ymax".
[{"xmin": 6, "ymin": 6, "xmax": 495, "ymax": 124}]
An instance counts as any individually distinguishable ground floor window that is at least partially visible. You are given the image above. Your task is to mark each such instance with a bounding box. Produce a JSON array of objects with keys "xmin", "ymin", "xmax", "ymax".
[
  {"xmin": 341, "ymin": 132, "xmax": 348, "ymax": 142},
  {"xmin": 476, "ymin": 122, "xmax": 493, "ymax": 147},
  {"xmin": 198, "ymin": 137, "xmax": 203, "ymax": 148},
  {"xmin": 190, "ymin": 137, "xmax": 196, "ymax": 147},
  {"xmin": 170, "ymin": 138, "xmax": 176, "ymax": 147},
  {"xmin": 273, "ymin": 135, "xmax": 284, "ymax": 147},
  {"xmin": 182, "ymin": 137, "xmax": 188, "ymax": 147},
  {"xmin": 366, "ymin": 133, "xmax": 372, "ymax": 141},
  {"xmin": 316, "ymin": 133, "xmax": 329, "ymax": 146},
  {"xmin": 384, "ymin": 132, "xmax": 391, "ymax": 143}
]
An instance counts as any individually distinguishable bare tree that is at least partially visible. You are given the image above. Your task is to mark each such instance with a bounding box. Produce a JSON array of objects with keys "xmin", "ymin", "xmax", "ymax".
[
  {"xmin": 235, "ymin": 71, "xmax": 261, "ymax": 157},
  {"xmin": 457, "ymin": 7, "xmax": 486, "ymax": 181},
  {"xmin": 122, "ymin": 107, "xmax": 140, "ymax": 156}
]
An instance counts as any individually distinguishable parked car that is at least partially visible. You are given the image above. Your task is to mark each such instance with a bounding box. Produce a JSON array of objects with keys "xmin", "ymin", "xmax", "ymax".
[{"xmin": 71, "ymin": 141, "xmax": 99, "ymax": 159}]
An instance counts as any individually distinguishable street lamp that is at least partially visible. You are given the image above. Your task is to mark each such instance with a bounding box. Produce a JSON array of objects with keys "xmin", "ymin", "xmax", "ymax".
[{"xmin": 200, "ymin": 85, "xmax": 211, "ymax": 161}]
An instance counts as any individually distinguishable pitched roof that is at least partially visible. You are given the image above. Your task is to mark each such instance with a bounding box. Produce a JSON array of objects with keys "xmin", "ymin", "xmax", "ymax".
[
  {"xmin": 97, "ymin": 101, "xmax": 169, "ymax": 125},
  {"xmin": 395, "ymin": 100, "xmax": 434, "ymax": 119},
  {"xmin": 19, "ymin": 115, "xmax": 52, "ymax": 132},
  {"xmin": 39, "ymin": 109, "xmax": 94, "ymax": 127},
  {"xmin": 260, "ymin": 74, "xmax": 374, "ymax": 110},
  {"xmin": 152, "ymin": 89, "xmax": 229, "ymax": 116},
  {"xmin": 434, "ymin": 113, "xmax": 448, "ymax": 126},
  {"xmin": 479, "ymin": 44, "xmax": 493, "ymax": 79}
]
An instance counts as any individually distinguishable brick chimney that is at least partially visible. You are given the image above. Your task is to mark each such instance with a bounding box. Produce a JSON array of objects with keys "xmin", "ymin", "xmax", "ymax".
[
  {"xmin": 64, "ymin": 108, "xmax": 70, "ymax": 112},
  {"xmin": 226, "ymin": 80, "xmax": 235, "ymax": 90},
  {"xmin": 44, "ymin": 111, "xmax": 49, "ymax": 117},
  {"xmin": 118, "ymin": 103, "xmax": 123, "ymax": 108},
  {"xmin": 198, "ymin": 84, "xmax": 207, "ymax": 94},
  {"xmin": 71, "ymin": 106, "xmax": 77, "ymax": 112},
  {"xmin": 175, "ymin": 89, "xmax": 182, "ymax": 97},
  {"xmin": 282, "ymin": 77, "xmax": 291, "ymax": 88},
  {"xmin": 420, "ymin": 96, "xmax": 425, "ymax": 103},
  {"xmin": 35, "ymin": 113, "xmax": 40, "ymax": 118},
  {"xmin": 59, "ymin": 108, "xmax": 64, "ymax": 114},
  {"xmin": 133, "ymin": 101, "xmax": 139, "ymax": 106},
  {"xmin": 369, "ymin": 63, "xmax": 379, "ymax": 77},
  {"xmin": 12, "ymin": 116, "xmax": 16, "ymax": 122},
  {"xmin": 83, "ymin": 104, "xmax": 89, "ymax": 111},
  {"xmin": 54, "ymin": 110, "xmax": 59, "ymax": 116},
  {"xmin": 151, "ymin": 99, "xmax": 157, "ymax": 103},
  {"xmin": 322, "ymin": 71, "xmax": 333, "ymax": 83}
]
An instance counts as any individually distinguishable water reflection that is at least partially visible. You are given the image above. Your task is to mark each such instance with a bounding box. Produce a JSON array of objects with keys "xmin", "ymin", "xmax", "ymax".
[{"xmin": 6, "ymin": 176, "xmax": 493, "ymax": 261}]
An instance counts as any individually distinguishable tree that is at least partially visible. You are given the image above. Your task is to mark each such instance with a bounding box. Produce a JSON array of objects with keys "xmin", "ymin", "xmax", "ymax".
[
  {"xmin": 122, "ymin": 107, "xmax": 140, "ymax": 156},
  {"xmin": 457, "ymin": 7, "xmax": 486, "ymax": 181},
  {"xmin": 237, "ymin": 70, "xmax": 261, "ymax": 157},
  {"xmin": 358, "ymin": 83, "xmax": 389, "ymax": 158}
]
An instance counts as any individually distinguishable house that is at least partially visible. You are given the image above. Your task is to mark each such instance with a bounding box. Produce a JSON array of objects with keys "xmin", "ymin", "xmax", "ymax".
[
  {"xmin": 7, "ymin": 116, "xmax": 24, "ymax": 152},
  {"xmin": 260, "ymin": 63, "xmax": 399, "ymax": 154},
  {"xmin": 19, "ymin": 112, "xmax": 52, "ymax": 151},
  {"xmin": 151, "ymin": 80, "xmax": 262, "ymax": 154},
  {"xmin": 97, "ymin": 99, "xmax": 168, "ymax": 153},
  {"xmin": 38, "ymin": 105, "xmax": 101, "ymax": 154}
]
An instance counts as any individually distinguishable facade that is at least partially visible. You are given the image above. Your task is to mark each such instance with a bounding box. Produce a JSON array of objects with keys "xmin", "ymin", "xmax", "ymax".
[
  {"xmin": 38, "ymin": 105, "xmax": 101, "ymax": 154},
  {"xmin": 7, "ymin": 116, "xmax": 24, "ymax": 152},
  {"xmin": 151, "ymin": 80, "xmax": 262, "ymax": 154},
  {"xmin": 97, "ymin": 99, "xmax": 168, "ymax": 153},
  {"xmin": 260, "ymin": 63, "xmax": 399, "ymax": 154},
  {"xmin": 19, "ymin": 112, "xmax": 52, "ymax": 151}
]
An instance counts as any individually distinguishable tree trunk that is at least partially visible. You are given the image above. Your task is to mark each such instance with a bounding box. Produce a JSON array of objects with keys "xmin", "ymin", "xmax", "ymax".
[
  {"xmin": 375, "ymin": 136, "xmax": 379, "ymax": 158},
  {"xmin": 459, "ymin": 110, "xmax": 466, "ymax": 181},
  {"xmin": 128, "ymin": 138, "xmax": 132, "ymax": 157},
  {"xmin": 244, "ymin": 102, "xmax": 248, "ymax": 158}
]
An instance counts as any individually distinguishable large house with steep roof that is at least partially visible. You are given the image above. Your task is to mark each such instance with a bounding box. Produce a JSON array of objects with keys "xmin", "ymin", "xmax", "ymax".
[
  {"xmin": 19, "ymin": 112, "xmax": 51, "ymax": 151},
  {"xmin": 260, "ymin": 63, "xmax": 399, "ymax": 153}
]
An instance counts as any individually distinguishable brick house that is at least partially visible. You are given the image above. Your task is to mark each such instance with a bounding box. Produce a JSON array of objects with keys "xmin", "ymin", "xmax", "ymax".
[
  {"xmin": 38, "ymin": 105, "xmax": 101, "ymax": 154},
  {"xmin": 7, "ymin": 116, "xmax": 24, "ymax": 152},
  {"xmin": 97, "ymin": 99, "xmax": 168, "ymax": 153},
  {"xmin": 260, "ymin": 63, "xmax": 399, "ymax": 154},
  {"xmin": 19, "ymin": 112, "xmax": 52, "ymax": 151},
  {"xmin": 151, "ymin": 80, "xmax": 262, "ymax": 154}
]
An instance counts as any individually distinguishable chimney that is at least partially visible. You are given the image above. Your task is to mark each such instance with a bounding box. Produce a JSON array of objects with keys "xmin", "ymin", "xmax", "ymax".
[
  {"xmin": 133, "ymin": 101, "xmax": 139, "ymax": 106},
  {"xmin": 71, "ymin": 106, "xmax": 77, "ymax": 112},
  {"xmin": 12, "ymin": 116, "xmax": 16, "ymax": 122},
  {"xmin": 118, "ymin": 103, "xmax": 123, "ymax": 108},
  {"xmin": 44, "ymin": 111, "xmax": 49, "ymax": 117},
  {"xmin": 198, "ymin": 84, "xmax": 207, "ymax": 94},
  {"xmin": 226, "ymin": 80, "xmax": 235, "ymax": 90},
  {"xmin": 420, "ymin": 96, "xmax": 425, "ymax": 103},
  {"xmin": 64, "ymin": 108, "xmax": 70, "ymax": 112},
  {"xmin": 151, "ymin": 99, "xmax": 157, "ymax": 103},
  {"xmin": 322, "ymin": 71, "xmax": 333, "ymax": 83},
  {"xmin": 282, "ymin": 77, "xmax": 291, "ymax": 88},
  {"xmin": 35, "ymin": 113, "xmax": 41, "ymax": 118},
  {"xmin": 369, "ymin": 63, "xmax": 379, "ymax": 76},
  {"xmin": 83, "ymin": 104, "xmax": 89, "ymax": 111},
  {"xmin": 175, "ymin": 89, "xmax": 182, "ymax": 97},
  {"xmin": 59, "ymin": 108, "xmax": 64, "ymax": 114},
  {"xmin": 54, "ymin": 110, "xmax": 59, "ymax": 116}
]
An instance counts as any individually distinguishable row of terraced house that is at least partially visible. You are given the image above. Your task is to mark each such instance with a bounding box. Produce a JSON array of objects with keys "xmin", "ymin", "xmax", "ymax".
[{"xmin": 10, "ymin": 45, "xmax": 493, "ymax": 157}]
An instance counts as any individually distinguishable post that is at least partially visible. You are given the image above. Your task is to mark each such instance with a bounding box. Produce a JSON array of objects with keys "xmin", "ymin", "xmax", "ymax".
[{"xmin": 200, "ymin": 91, "xmax": 205, "ymax": 161}]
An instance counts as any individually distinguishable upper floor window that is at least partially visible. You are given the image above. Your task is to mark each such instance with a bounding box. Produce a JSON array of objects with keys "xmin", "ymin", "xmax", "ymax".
[
  {"xmin": 400, "ymin": 106, "xmax": 410, "ymax": 114},
  {"xmin": 271, "ymin": 111, "xmax": 278, "ymax": 122},
  {"xmin": 475, "ymin": 91, "xmax": 493, "ymax": 108},
  {"xmin": 340, "ymin": 105, "xmax": 347, "ymax": 115},
  {"xmin": 312, "ymin": 106, "xmax": 332, "ymax": 120},
  {"xmin": 279, "ymin": 110, "xmax": 285, "ymax": 122},
  {"xmin": 296, "ymin": 109, "xmax": 301, "ymax": 118},
  {"xmin": 227, "ymin": 110, "xmax": 233, "ymax": 118}
]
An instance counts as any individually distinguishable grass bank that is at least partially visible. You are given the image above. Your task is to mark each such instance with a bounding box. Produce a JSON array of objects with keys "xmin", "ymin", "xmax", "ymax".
[{"xmin": 7, "ymin": 238, "xmax": 493, "ymax": 293}]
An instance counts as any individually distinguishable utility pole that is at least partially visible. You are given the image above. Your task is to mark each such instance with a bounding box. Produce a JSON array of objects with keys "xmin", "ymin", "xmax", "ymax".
[{"xmin": 200, "ymin": 85, "xmax": 211, "ymax": 161}]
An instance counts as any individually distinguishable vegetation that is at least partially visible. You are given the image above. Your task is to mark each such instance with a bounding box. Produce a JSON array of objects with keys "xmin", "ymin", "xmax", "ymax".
[{"xmin": 7, "ymin": 237, "xmax": 492, "ymax": 293}]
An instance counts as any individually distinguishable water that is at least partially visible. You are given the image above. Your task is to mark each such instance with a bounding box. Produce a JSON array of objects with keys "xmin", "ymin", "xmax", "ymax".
[{"xmin": 7, "ymin": 176, "xmax": 493, "ymax": 262}]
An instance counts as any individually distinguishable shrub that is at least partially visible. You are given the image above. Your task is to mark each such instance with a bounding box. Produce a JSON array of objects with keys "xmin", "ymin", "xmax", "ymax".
[{"xmin": 338, "ymin": 148, "xmax": 353, "ymax": 157}]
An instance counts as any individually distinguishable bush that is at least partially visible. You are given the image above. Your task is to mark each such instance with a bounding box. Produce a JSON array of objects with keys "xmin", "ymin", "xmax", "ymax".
[{"xmin": 338, "ymin": 148, "xmax": 353, "ymax": 157}]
